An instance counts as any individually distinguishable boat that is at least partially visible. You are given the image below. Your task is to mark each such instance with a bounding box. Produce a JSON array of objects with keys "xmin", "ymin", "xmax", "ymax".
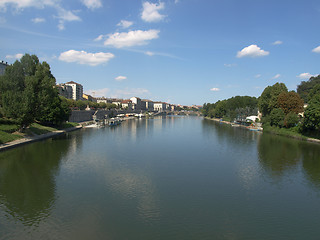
[{"xmin": 108, "ymin": 118, "xmax": 121, "ymax": 126}]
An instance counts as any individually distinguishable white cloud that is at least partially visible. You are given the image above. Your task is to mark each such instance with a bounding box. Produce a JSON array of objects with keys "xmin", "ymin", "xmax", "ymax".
[
  {"xmin": 94, "ymin": 34, "xmax": 104, "ymax": 41},
  {"xmin": 55, "ymin": 6, "xmax": 81, "ymax": 30},
  {"xmin": 81, "ymin": 0, "xmax": 102, "ymax": 10},
  {"xmin": 145, "ymin": 51, "xmax": 154, "ymax": 56},
  {"xmin": 31, "ymin": 17, "xmax": 45, "ymax": 23},
  {"xmin": 59, "ymin": 50, "xmax": 114, "ymax": 66},
  {"xmin": 115, "ymin": 76, "xmax": 127, "ymax": 81},
  {"xmin": 104, "ymin": 29, "xmax": 160, "ymax": 48},
  {"xmin": 297, "ymin": 73, "xmax": 314, "ymax": 79},
  {"xmin": 0, "ymin": 0, "xmax": 57, "ymax": 11},
  {"xmin": 272, "ymin": 40, "xmax": 283, "ymax": 45},
  {"xmin": 117, "ymin": 20, "xmax": 133, "ymax": 29},
  {"xmin": 255, "ymin": 74, "xmax": 261, "ymax": 78},
  {"xmin": 86, "ymin": 88, "xmax": 110, "ymax": 98},
  {"xmin": 210, "ymin": 88, "xmax": 220, "ymax": 92},
  {"xmin": 312, "ymin": 46, "xmax": 320, "ymax": 53},
  {"xmin": 112, "ymin": 88, "xmax": 150, "ymax": 98},
  {"xmin": 6, "ymin": 53, "xmax": 23, "ymax": 59},
  {"xmin": 224, "ymin": 63, "xmax": 237, "ymax": 67},
  {"xmin": 141, "ymin": 1, "xmax": 166, "ymax": 22},
  {"xmin": 236, "ymin": 45, "xmax": 269, "ymax": 58},
  {"xmin": 272, "ymin": 74, "xmax": 281, "ymax": 79}
]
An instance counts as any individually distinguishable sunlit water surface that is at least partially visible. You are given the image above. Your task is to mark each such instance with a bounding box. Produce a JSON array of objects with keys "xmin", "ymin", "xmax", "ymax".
[{"xmin": 1, "ymin": 116, "xmax": 320, "ymax": 240}]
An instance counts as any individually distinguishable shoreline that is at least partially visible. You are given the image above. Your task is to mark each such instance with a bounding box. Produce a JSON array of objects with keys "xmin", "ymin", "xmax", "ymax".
[
  {"xmin": 0, "ymin": 125, "xmax": 82, "ymax": 152},
  {"xmin": 204, "ymin": 117, "xmax": 320, "ymax": 144}
]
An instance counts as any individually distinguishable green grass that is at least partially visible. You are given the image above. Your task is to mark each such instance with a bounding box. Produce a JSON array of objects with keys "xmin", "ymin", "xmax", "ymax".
[
  {"xmin": 0, "ymin": 124, "xmax": 20, "ymax": 133},
  {"xmin": 0, "ymin": 130, "xmax": 22, "ymax": 144},
  {"xmin": 57, "ymin": 122, "xmax": 79, "ymax": 129}
]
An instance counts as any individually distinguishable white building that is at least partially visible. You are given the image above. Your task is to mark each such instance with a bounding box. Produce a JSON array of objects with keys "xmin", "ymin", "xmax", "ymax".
[
  {"xmin": 65, "ymin": 81, "xmax": 83, "ymax": 101},
  {"xmin": 121, "ymin": 100, "xmax": 133, "ymax": 110},
  {"xmin": 154, "ymin": 102, "xmax": 166, "ymax": 112},
  {"xmin": 130, "ymin": 97, "xmax": 142, "ymax": 110}
]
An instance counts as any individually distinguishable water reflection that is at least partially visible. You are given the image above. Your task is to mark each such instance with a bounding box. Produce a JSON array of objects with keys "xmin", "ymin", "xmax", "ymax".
[
  {"xmin": 258, "ymin": 133, "xmax": 320, "ymax": 188},
  {"xmin": 0, "ymin": 134, "xmax": 72, "ymax": 226}
]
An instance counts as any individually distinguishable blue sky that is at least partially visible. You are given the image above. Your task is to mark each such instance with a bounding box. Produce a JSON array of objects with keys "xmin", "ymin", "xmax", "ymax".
[{"xmin": 1, "ymin": 0, "xmax": 320, "ymax": 105}]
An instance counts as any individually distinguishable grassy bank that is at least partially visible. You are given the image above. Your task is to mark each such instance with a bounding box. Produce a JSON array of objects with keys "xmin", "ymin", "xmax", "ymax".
[{"xmin": 0, "ymin": 122, "xmax": 79, "ymax": 144}]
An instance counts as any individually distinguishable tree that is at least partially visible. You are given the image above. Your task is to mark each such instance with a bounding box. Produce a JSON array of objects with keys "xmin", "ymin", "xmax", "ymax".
[
  {"xmin": 302, "ymin": 94, "xmax": 320, "ymax": 132},
  {"xmin": 270, "ymin": 108, "xmax": 285, "ymax": 127},
  {"xmin": 258, "ymin": 82, "xmax": 288, "ymax": 117},
  {"xmin": 297, "ymin": 75, "xmax": 320, "ymax": 103},
  {"xmin": 277, "ymin": 91, "xmax": 304, "ymax": 115},
  {"xmin": 0, "ymin": 54, "xmax": 70, "ymax": 128},
  {"xmin": 307, "ymin": 83, "xmax": 320, "ymax": 103},
  {"xmin": 284, "ymin": 112, "xmax": 299, "ymax": 128}
]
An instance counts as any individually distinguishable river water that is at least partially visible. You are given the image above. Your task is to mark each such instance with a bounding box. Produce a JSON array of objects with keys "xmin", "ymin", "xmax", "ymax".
[{"xmin": 1, "ymin": 116, "xmax": 320, "ymax": 240}]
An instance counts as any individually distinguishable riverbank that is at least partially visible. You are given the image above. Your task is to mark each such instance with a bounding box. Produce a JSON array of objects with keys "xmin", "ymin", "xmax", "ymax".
[
  {"xmin": 205, "ymin": 117, "xmax": 320, "ymax": 144},
  {"xmin": 0, "ymin": 124, "xmax": 82, "ymax": 152}
]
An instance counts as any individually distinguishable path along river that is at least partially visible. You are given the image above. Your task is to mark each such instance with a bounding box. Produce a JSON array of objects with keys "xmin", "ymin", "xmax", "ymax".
[{"xmin": 1, "ymin": 116, "xmax": 320, "ymax": 240}]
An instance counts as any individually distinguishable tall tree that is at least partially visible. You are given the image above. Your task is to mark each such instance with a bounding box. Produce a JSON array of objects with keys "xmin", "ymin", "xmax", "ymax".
[
  {"xmin": 0, "ymin": 54, "xmax": 70, "ymax": 128},
  {"xmin": 258, "ymin": 82, "xmax": 288, "ymax": 116}
]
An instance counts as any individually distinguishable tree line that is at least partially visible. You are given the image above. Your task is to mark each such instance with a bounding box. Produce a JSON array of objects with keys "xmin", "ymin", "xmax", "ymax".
[{"xmin": 203, "ymin": 75, "xmax": 320, "ymax": 138}]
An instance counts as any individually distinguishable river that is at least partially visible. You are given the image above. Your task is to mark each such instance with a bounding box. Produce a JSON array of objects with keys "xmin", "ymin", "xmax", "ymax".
[{"xmin": 1, "ymin": 116, "xmax": 320, "ymax": 240}]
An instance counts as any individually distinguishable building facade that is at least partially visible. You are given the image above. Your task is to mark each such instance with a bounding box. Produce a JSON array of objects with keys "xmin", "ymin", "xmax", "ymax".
[
  {"xmin": 154, "ymin": 102, "xmax": 167, "ymax": 112},
  {"xmin": 57, "ymin": 84, "xmax": 73, "ymax": 99},
  {"xmin": 65, "ymin": 81, "xmax": 83, "ymax": 101}
]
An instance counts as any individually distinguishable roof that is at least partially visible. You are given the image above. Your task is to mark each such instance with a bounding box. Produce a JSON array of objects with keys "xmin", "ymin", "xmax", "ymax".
[
  {"xmin": 121, "ymin": 100, "xmax": 132, "ymax": 103},
  {"xmin": 66, "ymin": 81, "xmax": 81, "ymax": 85}
]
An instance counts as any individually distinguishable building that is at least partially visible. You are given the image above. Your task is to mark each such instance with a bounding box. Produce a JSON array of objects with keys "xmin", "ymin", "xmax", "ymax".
[
  {"xmin": 121, "ymin": 100, "xmax": 133, "ymax": 110},
  {"xmin": 130, "ymin": 97, "xmax": 142, "ymax": 110},
  {"xmin": 112, "ymin": 99, "xmax": 123, "ymax": 107},
  {"xmin": 0, "ymin": 61, "xmax": 9, "ymax": 76},
  {"xmin": 57, "ymin": 83, "xmax": 73, "ymax": 99},
  {"xmin": 83, "ymin": 93, "xmax": 96, "ymax": 102},
  {"xmin": 143, "ymin": 99, "xmax": 154, "ymax": 111},
  {"xmin": 154, "ymin": 102, "xmax": 167, "ymax": 112},
  {"xmin": 65, "ymin": 81, "xmax": 83, "ymax": 101}
]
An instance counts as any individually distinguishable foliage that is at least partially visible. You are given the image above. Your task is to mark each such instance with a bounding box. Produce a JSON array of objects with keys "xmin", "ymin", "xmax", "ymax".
[
  {"xmin": 297, "ymin": 75, "xmax": 320, "ymax": 103},
  {"xmin": 284, "ymin": 112, "xmax": 299, "ymax": 128},
  {"xmin": 277, "ymin": 91, "xmax": 304, "ymax": 115},
  {"xmin": 202, "ymin": 96, "xmax": 258, "ymax": 121},
  {"xmin": 270, "ymin": 108, "xmax": 285, "ymax": 127},
  {"xmin": 302, "ymin": 94, "xmax": 320, "ymax": 132},
  {"xmin": 0, "ymin": 54, "xmax": 70, "ymax": 129},
  {"xmin": 258, "ymin": 82, "xmax": 288, "ymax": 116},
  {"xmin": 307, "ymin": 83, "xmax": 320, "ymax": 103}
]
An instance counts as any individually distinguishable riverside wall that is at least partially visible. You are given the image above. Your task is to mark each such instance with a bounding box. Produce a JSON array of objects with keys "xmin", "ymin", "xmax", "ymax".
[{"xmin": 69, "ymin": 109, "xmax": 143, "ymax": 122}]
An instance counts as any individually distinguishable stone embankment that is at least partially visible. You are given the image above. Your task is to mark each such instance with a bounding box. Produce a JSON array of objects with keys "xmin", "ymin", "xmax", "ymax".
[{"xmin": 0, "ymin": 125, "xmax": 82, "ymax": 152}]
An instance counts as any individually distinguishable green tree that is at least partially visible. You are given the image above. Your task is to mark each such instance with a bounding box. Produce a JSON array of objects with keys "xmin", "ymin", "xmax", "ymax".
[
  {"xmin": 270, "ymin": 108, "xmax": 285, "ymax": 127},
  {"xmin": 297, "ymin": 75, "xmax": 320, "ymax": 103},
  {"xmin": 0, "ymin": 54, "xmax": 69, "ymax": 128},
  {"xmin": 307, "ymin": 83, "xmax": 320, "ymax": 103},
  {"xmin": 258, "ymin": 82, "xmax": 288, "ymax": 117},
  {"xmin": 277, "ymin": 91, "xmax": 304, "ymax": 115},
  {"xmin": 284, "ymin": 112, "xmax": 299, "ymax": 128},
  {"xmin": 302, "ymin": 94, "xmax": 320, "ymax": 132}
]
